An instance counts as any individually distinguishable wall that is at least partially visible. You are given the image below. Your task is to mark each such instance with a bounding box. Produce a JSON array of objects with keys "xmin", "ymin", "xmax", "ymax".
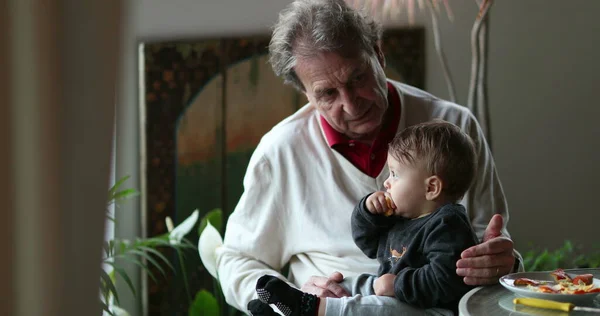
[
  {"xmin": 118, "ymin": 0, "xmax": 600, "ymax": 313},
  {"xmin": 489, "ymin": 1, "xmax": 600, "ymax": 252}
]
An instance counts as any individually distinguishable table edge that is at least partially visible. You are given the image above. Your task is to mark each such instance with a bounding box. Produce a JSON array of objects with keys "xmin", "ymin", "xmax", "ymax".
[{"xmin": 458, "ymin": 286, "xmax": 484, "ymax": 316}]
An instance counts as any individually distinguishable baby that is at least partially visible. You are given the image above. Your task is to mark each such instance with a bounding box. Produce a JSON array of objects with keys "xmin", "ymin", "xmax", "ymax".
[{"xmin": 248, "ymin": 120, "xmax": 480, "ymax": 316}]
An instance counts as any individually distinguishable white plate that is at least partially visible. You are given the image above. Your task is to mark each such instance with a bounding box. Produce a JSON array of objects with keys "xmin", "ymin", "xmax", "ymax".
[{"xmin": 500, "ymin": 271, "xmax": 600, "ymax": 305}]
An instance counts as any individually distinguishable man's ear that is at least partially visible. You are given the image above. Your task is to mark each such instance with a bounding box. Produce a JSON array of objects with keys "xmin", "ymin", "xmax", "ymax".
[
  {"xmin": 425, "ymin": 175, "xmax": 442, "ymax": 201},
  {"xmin": 373, "ymin": 43, "xmax": 386, "ymax": 69}
]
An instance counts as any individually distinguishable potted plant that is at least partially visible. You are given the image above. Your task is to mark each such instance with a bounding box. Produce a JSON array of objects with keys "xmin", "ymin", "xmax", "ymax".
[
  {"xmin": 101, "ymin": 176, "xmax": 198, "ymax": 315},
  {"xmin": 522, "ymin": 240, "xmax": 600, "ymax": 272}
]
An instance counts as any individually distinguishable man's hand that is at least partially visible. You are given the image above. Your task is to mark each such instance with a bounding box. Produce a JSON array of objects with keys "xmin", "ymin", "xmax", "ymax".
[
  {"xmin": 456, "ymin": 214, "xmax": 515, "ymax": 285},
  {"xmin": 373, "ymin": 273, "xmax": 396, "ymax": 296},
  {"xmin": 300, "ymin": 272, "xmax": 350, "ymax": 298}
]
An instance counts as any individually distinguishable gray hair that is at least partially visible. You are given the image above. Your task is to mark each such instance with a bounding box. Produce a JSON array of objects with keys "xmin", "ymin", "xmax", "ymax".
[{"xmin": 269, "ymin": 0, "xmax": 382, "ymax": 91}]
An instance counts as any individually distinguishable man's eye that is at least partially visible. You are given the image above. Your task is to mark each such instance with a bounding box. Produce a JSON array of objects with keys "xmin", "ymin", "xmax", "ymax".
[
  {"xmin": 353, "ymin": 74, "xmax": 365, "ymax": 83},
  {"xmin": 318, "ymin": 89, "xmax": 336, "ymax": 102}
]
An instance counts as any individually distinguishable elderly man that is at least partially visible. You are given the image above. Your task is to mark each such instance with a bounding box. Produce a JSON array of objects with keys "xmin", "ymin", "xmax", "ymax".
[{"xmin": 216, "ymin": 0, "xmax": 521, "ymax": 314}]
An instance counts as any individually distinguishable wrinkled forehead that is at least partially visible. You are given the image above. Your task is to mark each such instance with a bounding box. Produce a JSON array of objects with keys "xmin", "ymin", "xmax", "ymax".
[
  {"xmin": 295, "ymin": 50, "xmax": 368, "ymax": 72},
  {"xmin": 295, "ymin": 54, "xmax": 367, "ymax": 94},
  {"xmin": 292, "ymin": 34, "xmax": 370, "ymax": 59},
  {"xmin": 294, "ymin": 50, "xmax": 371, "ymax": 83}
]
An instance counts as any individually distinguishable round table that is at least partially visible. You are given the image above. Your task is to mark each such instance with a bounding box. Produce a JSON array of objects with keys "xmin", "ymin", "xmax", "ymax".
[{"xmin": 458, "ymin": 268, "xmax": 600, "ymax": 316}]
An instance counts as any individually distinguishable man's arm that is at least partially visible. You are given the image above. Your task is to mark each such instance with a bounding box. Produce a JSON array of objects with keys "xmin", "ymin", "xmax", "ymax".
[
  {"xmin": 455, "ymin": 111, "xmax": 520, "ymax": 283},
  {"xmin": 351, "ymin": 194, "xmax": 393, "ymax": 259},
  {"xmin": 215, "ymin": 154, "xmax": 290, "ymax": 311},
  {"xmin": 393, "ymin": 214, "xmax": 477, "ymax": 308},
  {"xmin": 461, "ymin": 112, "xmax": 509, "ymax": 242}
]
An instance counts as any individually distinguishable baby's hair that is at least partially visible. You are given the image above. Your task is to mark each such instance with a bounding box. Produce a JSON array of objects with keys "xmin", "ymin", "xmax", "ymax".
[{"xmin": 388, "ymin": 120, "xmax": 477, "ymax": 202}]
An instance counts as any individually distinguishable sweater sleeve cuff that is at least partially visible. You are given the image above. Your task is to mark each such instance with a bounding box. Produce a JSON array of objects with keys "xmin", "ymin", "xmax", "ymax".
[{"xmin": 512, "ymin": 249, "xmax": 524, "ymax": 273}]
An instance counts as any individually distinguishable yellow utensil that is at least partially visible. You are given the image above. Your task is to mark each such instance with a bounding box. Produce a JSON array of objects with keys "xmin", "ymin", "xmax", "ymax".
[{"xmin": 514, "ymin": 297, "xmax": 600, "ymax": 313}]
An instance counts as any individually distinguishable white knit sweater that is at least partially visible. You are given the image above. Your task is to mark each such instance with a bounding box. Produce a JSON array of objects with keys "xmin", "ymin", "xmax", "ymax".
[{"xmin": 215, "ymin": 80, "xmax": 510, "ymax": 311}]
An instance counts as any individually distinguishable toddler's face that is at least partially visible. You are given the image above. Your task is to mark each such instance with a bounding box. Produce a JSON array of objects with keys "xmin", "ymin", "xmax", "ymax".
[{"xmin": 383, "ymin": 155, "xmax": 428, "ymax": 219}]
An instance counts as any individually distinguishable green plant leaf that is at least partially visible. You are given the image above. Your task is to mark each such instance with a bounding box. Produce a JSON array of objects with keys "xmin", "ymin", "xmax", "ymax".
[
  {"xmin": 135, "ymin": 235, "xmax": 171, "ymax": 248},
  {"xmin": 119, "ymin": 240, "xmax": 128, "ymax": 255},
  {"xmin": 100, "ymin": 268, "xmax": 119, "ymax": 305},
  {"xmin": 112, "ymin": 188, "xmax": 140, "ymax": 201},
  {"xmin": 531, "ymin": 250, "xmax": 549, "ymax": 271},
  {"xmin": 564, "ymin": 240, "xmax": 573, "ymax": 252},
  {"xmin": 133, "ymin": 235, "xmax": 196, "ymax": 252},
  {"xmin": 115, "ymin": 255, "xmax": 159, "ymax": 283},
  {"xmin": 100, "ymin": 300, "xmax": 115, "ymax": 316},
  {"xmin": 179, "ymin": 238, "xmax": 198, "ymax": 250},
  {"xmin": 522, "ymin": 241, "xmax": 600, "ymax": 271},
  {"xmin": 105, "ymin": 262, "xmax": 137, "ymax": 297},
  {"xmin": 103, "ymin": 241, "xmax": 111, "ymax": 258},
  {"xmin": 175, "ymin": 249, "xmax": 193, "ymax": 303},
  {"xmin": 227, "ymin": 306, "xmax": 238, "ymax": 316},
  {"xmin": 139, "ymin": 246, "xmax": 175, "ymax": 272},
  {"xmin": 129, "ymin": 249, "xmax": 168, "ymax": 277},
  {"xmin": 108, "ymin": 175, "xmax": 131, "ymax": 200},
  {"xmin": 188, "ymin": 290, "xmax": 220, "ymax": 316},
  {"xmin": 109, "ymin": 270, "xmax": 117, "ymax": 284},
  {"xmin": 198, "ymin": 209, "xmax": 223, "ymax": 236},
  {"xmin": 106, "ymin": 239, "xmax": 130, "ymax": 257}
]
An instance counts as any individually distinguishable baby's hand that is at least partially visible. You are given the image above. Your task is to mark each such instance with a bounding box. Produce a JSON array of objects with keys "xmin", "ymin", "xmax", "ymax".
[
  {"xmin": 373, "ymin": 273, "xmax": 396, "ymax": 297},
  {"xmin": 365, "ymin": 191, "xmax": 395, "ymax": 216}
]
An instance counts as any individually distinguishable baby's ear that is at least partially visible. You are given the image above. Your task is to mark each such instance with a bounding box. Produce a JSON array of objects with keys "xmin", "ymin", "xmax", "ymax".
[{"xmin": 425, "ymin": 175, "xmax": 442, "ymax": 201}]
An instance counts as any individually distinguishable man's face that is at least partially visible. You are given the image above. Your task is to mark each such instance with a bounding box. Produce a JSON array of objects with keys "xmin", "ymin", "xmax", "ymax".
[{"xmin": 294, "ymin": 48, "xmax": 388, "ymax": 141}]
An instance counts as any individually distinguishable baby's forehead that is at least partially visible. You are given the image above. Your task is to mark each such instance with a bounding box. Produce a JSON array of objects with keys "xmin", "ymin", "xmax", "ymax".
[{"xmin": 387, "ymin": 154, "xmax": 415, "ymax": 168}]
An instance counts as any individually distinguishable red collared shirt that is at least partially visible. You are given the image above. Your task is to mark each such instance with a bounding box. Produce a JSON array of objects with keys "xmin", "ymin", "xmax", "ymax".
[{"xmin": 320, "ymin": 82, "xmax": 401, "ymax": 177}]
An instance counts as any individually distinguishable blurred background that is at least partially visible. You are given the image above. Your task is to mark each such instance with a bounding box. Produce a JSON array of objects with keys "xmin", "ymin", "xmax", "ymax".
[{"xmin": 3, "ymin": 0, "xmax": 599, "ymax": 315}]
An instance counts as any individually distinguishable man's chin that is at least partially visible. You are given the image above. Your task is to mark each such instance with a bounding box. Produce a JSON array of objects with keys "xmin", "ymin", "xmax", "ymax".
[
  {"xmin": 348, "ymin": 127, "xmax": 379, "ymax": 141},
  {"xmin": 357, "ymin": 119, "xmax": 384, "ymax": 134}
]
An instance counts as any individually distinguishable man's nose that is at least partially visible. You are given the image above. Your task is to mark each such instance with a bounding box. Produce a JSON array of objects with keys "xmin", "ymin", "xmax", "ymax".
[
  {"xmin": 384, "ymin": 179, "xmax": 390, "ymax": 190},
  {"xmin": 340, "ymin": 89, "xmax": 361, "ymax": 116}
]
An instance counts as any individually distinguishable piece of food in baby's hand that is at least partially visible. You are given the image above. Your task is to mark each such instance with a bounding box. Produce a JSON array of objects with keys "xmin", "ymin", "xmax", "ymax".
[{"xmin": 384, "ymin": 196, "xmax": 394, "ymax": 216}]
